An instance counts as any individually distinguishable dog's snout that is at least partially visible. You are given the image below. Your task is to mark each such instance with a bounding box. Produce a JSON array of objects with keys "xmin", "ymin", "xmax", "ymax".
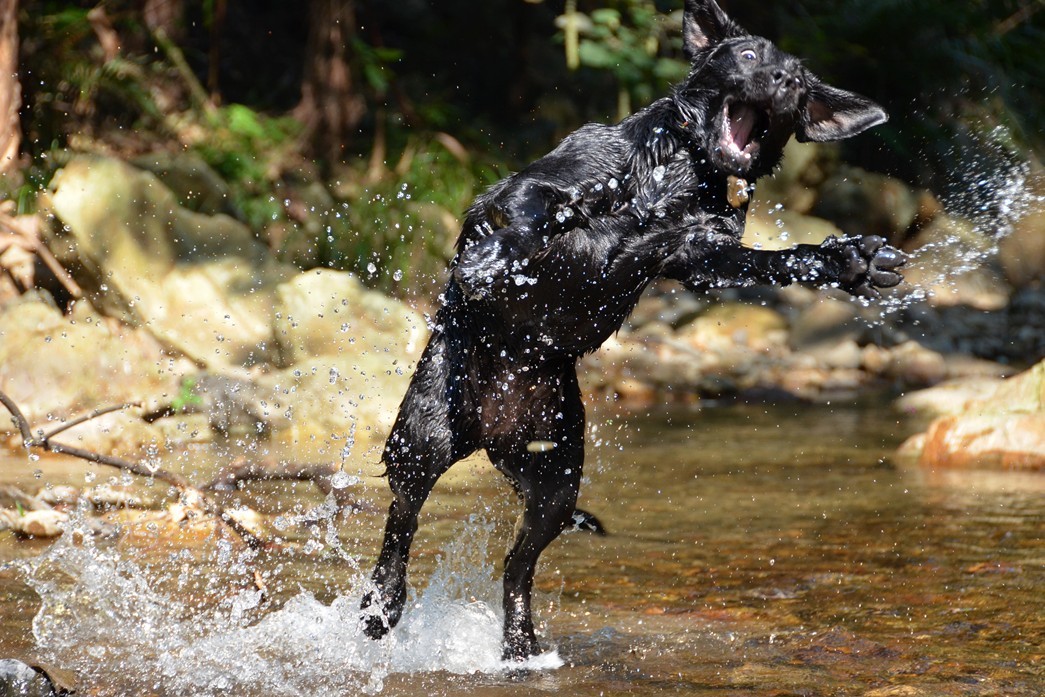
[{"xmin": 772, "ymin": 68, "xmax": 801, "ymax": 91}]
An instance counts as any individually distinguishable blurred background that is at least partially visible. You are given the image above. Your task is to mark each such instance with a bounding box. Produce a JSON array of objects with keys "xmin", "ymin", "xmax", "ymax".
[{"xmin": 2, "ymin": 0, "xmax": 1041, "ymax": 294}]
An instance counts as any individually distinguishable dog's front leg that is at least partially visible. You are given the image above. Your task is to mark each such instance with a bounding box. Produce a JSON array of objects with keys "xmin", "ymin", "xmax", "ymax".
[
  {"xmin": 452, "ymin": 180, "xmax": 570, "ymax": 299},
  {"xmin": 671, "ymin": 234, "xmax": 905, "ymax": 298}
]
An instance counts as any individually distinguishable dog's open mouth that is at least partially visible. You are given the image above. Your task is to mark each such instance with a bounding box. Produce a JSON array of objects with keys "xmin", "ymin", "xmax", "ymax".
[{"xmin": 718, "ymin": 100, "xmax": 768, "ymax": 170}]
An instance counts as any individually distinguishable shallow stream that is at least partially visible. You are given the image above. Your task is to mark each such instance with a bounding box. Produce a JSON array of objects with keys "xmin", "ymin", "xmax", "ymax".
[{"xmin": 1, "ymin": 400, "xmax": 1042, "ymax": 695}]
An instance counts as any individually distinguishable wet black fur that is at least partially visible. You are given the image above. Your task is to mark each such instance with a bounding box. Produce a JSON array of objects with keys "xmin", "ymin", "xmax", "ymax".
[{"xmin": 363, "ymin": 0, "xmax": 905, "ymax": 661}]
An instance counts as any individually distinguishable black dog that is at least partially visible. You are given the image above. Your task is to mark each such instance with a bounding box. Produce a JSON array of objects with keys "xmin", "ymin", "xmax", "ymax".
[{"xmin": 363, "ymin": 0, "xmax": 904, "ymax": 661}]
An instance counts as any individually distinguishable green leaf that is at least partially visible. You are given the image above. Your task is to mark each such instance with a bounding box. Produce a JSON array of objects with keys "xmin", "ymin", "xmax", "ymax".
[{"xmin": 578, "ymin": 41, "xmax": 620, "ymax": 69}]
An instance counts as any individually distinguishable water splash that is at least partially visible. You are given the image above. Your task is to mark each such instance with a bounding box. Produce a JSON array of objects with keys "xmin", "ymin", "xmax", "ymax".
[
  {"xmin": 21, "ymin": 516, "xmax": 561, "ymax": 696},
  {"xmin": 877, "ymin": 129, "xmax": 1041, "ymax": 318}
]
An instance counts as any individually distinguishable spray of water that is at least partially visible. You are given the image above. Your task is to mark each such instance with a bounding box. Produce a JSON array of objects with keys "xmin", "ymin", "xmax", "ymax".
[
  {"xmin": 20, "ymin": 514, "xmax": 561, "ymax": 696},
  {"xmin": 874, "ymin": 128, "xmax": 1040, "ymax": 318}
]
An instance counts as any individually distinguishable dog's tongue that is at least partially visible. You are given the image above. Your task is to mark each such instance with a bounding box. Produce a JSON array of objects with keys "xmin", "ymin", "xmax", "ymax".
[{"xmin": 730, "ymin": 104, "xmax": 757, "ymax": 149}]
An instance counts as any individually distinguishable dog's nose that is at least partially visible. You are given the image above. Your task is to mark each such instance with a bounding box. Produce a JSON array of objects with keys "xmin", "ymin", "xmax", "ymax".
[{"xmin": 771, "ymin": 69, "xmax": 801, "ymax": 91}]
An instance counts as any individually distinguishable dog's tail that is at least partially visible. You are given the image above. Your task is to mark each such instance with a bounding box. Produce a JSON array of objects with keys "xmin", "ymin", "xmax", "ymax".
[{"xmin": 569, "ymin": 508, "xmax": 608, "ymax": 535}]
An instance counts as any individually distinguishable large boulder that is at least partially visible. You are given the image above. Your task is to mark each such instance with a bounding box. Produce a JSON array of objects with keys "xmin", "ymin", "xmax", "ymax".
[
  {"xmin": 897, "ymin": 361, "xmax": 1045, "ymax": 470},
  {"xmin": 265, "ymin": 269, "xmax": 428, "ymax": 447},
  {"xmin": 0, "ymin": 294, "xmax": 175, "ymax": 414},
  {"xmin": 0, "ymin": 294, "xmax": 177, "ymax": 449},
  {"xmin": 43, "ymin": 155, "xmax": 294, "ymax": 368}
]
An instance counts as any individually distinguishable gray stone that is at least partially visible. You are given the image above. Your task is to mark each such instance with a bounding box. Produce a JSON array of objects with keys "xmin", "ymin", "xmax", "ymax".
[{"xmin": 0, "ymin": 659, "xmax": 56, "ymax": 697}]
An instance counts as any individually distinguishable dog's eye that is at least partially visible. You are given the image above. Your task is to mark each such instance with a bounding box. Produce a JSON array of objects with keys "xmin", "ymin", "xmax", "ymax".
[{"xmin": 740, "ymin": 49, "xmax": 758, "ymax": 61}]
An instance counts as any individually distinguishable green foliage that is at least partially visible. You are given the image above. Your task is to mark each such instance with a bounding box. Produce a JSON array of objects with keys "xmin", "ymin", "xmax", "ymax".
[
  {"xmin": 558, "ymin": 0, "xmax": 689, "ymax": 118},
  {"xmin": 325, "ymin": 137, "xmax": 502, "ymax": 296},
  {"xmin": 776, "ymin": 0, "xmax": 1043, "ymax": 179},
  {"xmin": 191, "ymin": 104, "xmax": 303, "ymax": 230},
  {"xmin": 171, "ymin": 377, "xmax": 203, "ymax": 413},
  {"xmin": 352, "ymin": 39, "xmax": 403, "ymax": 97}
]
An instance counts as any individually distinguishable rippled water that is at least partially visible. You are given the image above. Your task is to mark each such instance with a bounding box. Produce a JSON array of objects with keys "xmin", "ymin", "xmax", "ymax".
[{"xmin": 1, "ymin": 401, "xmax": 1042, "ymax": 696}]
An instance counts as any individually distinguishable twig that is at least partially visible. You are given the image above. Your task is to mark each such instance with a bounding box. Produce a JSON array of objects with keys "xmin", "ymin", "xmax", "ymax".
[
  {"xmin": 0, "ymin": 389, "xmax": 266, "ymax": 548},
  {"xmin": 41, "ymin": 401, "xmax": 141, "ymax": 440}
]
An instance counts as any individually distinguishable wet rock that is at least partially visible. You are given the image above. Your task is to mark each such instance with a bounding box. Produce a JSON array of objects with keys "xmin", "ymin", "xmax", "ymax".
[
  {"xmin": 0, "ymin": 509, "xmax": 68, "ymax": 537},
  {"xmin": 43, "ymin": 155, "xmax": 294, "ymax": 368},
  {"xmin": 898, "ymin": 360, "xmax": 1045, "ymax": 470},
  {"xmin": 0, "ymin": 659, "xmax": 57, "ymax": 697}
]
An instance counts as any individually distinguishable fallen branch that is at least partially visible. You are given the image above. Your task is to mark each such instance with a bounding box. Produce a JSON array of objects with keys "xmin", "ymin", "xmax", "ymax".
[
  {"xmin": 0, "ymin": 389, "xmax": 266, "ymax": 549},
  {"xmin": 203, "ymin": 457, "xmax": 369, "ymax": 512}
]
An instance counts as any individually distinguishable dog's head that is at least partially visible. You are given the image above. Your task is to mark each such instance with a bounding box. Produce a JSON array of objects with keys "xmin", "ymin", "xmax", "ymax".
[{"xmin": 675, "ymin": 0, "xmax": 887, "ymax": 179}]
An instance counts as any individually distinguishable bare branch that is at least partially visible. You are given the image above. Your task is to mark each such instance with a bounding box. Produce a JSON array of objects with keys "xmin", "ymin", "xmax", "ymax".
[
  {"xmin": 204, "ymin": 457, "xmax": 367, "ymax": 513},
  {"xmin": 0, "ymin": 388, "xmax": 266, "ymax": 549},
  {"xmin": 0, "ymin": 389, "xmax": 32, "ymax": 444},
  {"xmin": 41, "ymin": 401, "xmax": 141, "ymax": 440}
]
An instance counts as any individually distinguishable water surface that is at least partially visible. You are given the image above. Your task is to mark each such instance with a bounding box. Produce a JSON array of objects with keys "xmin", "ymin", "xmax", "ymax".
[{"xmin": 0, "ymin": 401, "xmax": 1041, "ymax": 695}]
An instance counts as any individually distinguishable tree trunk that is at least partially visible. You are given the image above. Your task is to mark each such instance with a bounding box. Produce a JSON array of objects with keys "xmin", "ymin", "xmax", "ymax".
[
  {"xmin": 294, "ymin": 0, "xmax": 365, "ymax": 166},
  {"xmin": 0, "ymin": 0, "xmax": 20, "ymax": 175}
]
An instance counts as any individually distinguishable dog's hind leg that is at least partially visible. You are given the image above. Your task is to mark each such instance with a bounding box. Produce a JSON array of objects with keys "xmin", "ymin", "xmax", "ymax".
[{"xmin": 486, "ymin": 368, "xmax": 586, "ymax": 661}]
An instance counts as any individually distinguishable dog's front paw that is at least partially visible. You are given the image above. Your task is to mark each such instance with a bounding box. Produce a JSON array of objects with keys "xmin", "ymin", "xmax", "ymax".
[{"xmin": 830, "ymin": 235, "xmax": 906, "ymax": 299}]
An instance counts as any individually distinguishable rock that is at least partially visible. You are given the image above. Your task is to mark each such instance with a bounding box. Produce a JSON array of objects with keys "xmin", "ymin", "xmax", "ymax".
[
  {"xmin": 0, "ymin": 294, "xmax": 179, "ymax": 424},
  {"xmin": 882, "ymin": 341, "xmax": 948, "ymax": 386},
  {"xmin": 0, "ymin": 509, "xmax": 69, "ymax": 537},
  {"xmin": 677, "ymin": 303, "xmax": 788, "ymax": 351},
  {"xmin": 0, "ymin": 659, "xmax": 57, "ymax": 697},
  {"xmin": 264, "ymin": 270, "xmax": 427, "ymax": 446},
  {"xmin": 996, "ymin": 171, "xmax": 1045, "ymax": 287},
  {"xmin": 142, "ymin": 373, "xmax": 278, "ymax": 437},
  {"xmin": 753, "ymin": 139, "xmax": 833, "ymax": 214},
  {"xmin": 133, "ymin": 152, "xmax": 238, "ymax": 216},
  {"xmin": 788, "ymin": 296, "xmax": 863, "ymax": 349},
  {"xmin": 813, "ymin": 165, "xmax": 920, "ymax": 243},
  {"xmin": 43, "ymin": 155, "xmax": 294, "ymax": 368},
  {"xmin": 272, "ymin": 269, "xmax": 426, "ymax": 367},
  {"xmin": 259, "ymin": 353, "xmax": 414, "ymax": 451},
  {"xmin": 901, "ymin": 214, "xmax": 1011, "ymax": 311},
  {"xmin": 742, "ymin": 208, "xmax": 844, "ymax": 251},
  {"xmin": 897, "ymin": 361, "xmax": 1045, "ymax": 470},
  {"xmin": 895, "ymin": 377, "xmax": 1009, "ymax": 417}
]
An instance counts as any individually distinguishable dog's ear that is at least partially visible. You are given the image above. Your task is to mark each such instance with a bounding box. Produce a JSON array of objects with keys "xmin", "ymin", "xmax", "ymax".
[
  {"xmin": 796, "ymin": 78, "xmax": 888, "ymax": 142},
  {"xmin": 682, "ymin": 0, "xmax": 745, "ymax": 60}
]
